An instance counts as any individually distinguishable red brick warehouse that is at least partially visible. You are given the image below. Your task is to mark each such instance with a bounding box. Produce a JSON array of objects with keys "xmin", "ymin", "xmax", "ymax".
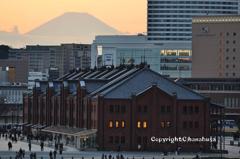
[{"xmin": 23, "ymin": 65, "xmax": 221, "ymax": 151}]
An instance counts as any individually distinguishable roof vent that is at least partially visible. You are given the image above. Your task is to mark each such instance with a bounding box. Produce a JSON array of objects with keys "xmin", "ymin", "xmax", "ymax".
[{"xmin": 80, "ymin": 81, "xmax": 86, "ymax": 87}]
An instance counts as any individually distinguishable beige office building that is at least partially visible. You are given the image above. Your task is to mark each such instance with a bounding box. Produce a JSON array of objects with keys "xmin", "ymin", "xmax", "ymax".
[{"xmin": 192, "ymin": 16, "xmax": 240, "ymax": 78}]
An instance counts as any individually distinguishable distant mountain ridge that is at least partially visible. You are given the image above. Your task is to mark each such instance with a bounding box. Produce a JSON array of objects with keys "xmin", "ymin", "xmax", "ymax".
[
  {"xmin": 26, "ymin": 12, "xmax": 121, "ymax": 36},
  {"xmin": 0, "ymin": 12, "xmax": 122, "ymax": 47}
]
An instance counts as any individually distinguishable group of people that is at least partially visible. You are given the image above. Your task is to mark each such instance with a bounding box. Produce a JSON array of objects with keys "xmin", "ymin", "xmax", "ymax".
[
  {"xmin": 15, "ymin": 148, "xmax": 25, "ymax": 159},
  {"xmin": 29, "ymin": 152, "xmax": 37, "ymax": 159},
  {"xmin": 102, "ymin": 154, "xmax": 125, "ymax": 159},
  {"xmin": 1, "ymin": 132, "xmax": 21, "ymax": 143},
  {"xmin": 49, "ymin": 150, "xmax": 58, "ymax": 159}
]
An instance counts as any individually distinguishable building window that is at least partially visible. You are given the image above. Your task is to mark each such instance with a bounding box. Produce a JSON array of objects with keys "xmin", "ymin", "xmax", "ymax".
[
  {"xmin": 143, "ymin": 105, "xmax": 148, "ymax": 113},
  {"xmin": 226, "ymin": 40, "xmax": 229, "ymax": 44},
  {"xmin": 109, "ymin": 136, "xmax": 113, "ymax": 143},
  {"xmin": 195, "ymin": 106, "xmax": 199, "ymax": 114},
  {"xmin": 109, "ymin": 121, "xmax": 113, "ymax": 128},
  {"xmin": 226, "ymin": 57, "xmax": 229, "ymax": 60},
  {"xmin": 143, "ymin": 121, "xmax": 148, "ymax": 128},
  {"xmin": 233, "ymin": 32, "xmax": 237, "ymax": 36},
  {"xmin": 226, "ymin": 32, "xmax": 229, "ymax": 36},
  {"xmin": 121, "ymin": 136, "xmax": 125, "ymax": 144},
  {"xmin": 183, "ymin": 121, "xmax": 187, "ymax": 129},
  {"xmin": 137, "ymin": 121, "xmax": 141, "ymax": 128},
  {"xmin": 233, "ymin": 65, "xmax": 236, "ymax": 68},
  {"xmin": 233, "ymin": 40, "xmax": 236, "ymax": 44},
  {"xmin": 166, "ymin": 121, "xmax": 171, "ymax": 128},
  {"xmin": 233, "ymin": 57, "xmax": 236, "ymax": 60},
  {"xmin": 116, "ymin": 105, "xmax": 120, "ymax": 113},
  {"xmin": 121, "ymin": 121, "xmax": 125, "ymax": 128},
  {"xmin": 143, "ymin": 136, "xmax": 147, "ymax": 144},
  {"xmin": 115, "ymin": 136, "xmax": 119, "ymax": 144},
  {"xmin": 109, "ymin": 105, "xmax": 114, "ymax": 113},
  {"xmin": 189, "ymin": 106, "xmax": 193, "ymax": 114},
  {"xmin": 233, "ymin": 73, "xmax": 236, "ymax": 76},
  {"xmin": 161, "ymin": 105, "xmax": 165, "ymax": 113},
  {"xmin": 189, "ymin": 121, "xmax": 193, "ymax": 128},
  {"xmin": 138, "ymin": 105, "xmax": 142, "ymax": 113},
  {"xmin": 137, "ymin": 136, "xmax": 142, "ymax": 144},
  {"xmin": 167, "ymin": 106, "xmax": 171, "ymax": 113},
  {"xmin": 195, "ymin": 121, "xmax": 199, "ymax": 128},
  {"xmin": 160, "ymin": 122, "xmax": 165, "ymax": 128},
  {"xmin": 183, "ymin": 106, "xmax": 187, "ymax": 114},
  {"xmin": 226, "ymin": 65, "xmax": 229, "ymax": 69},
  {"xmin": 233, "ymin": 48, "xmax": 236, "ymax": 52},
  {"xmin": 226, "ymin": 48, "xmax": 229, "ymax": 52},
  {"xmin": 121, "ymin": 105, "xmax": 126, "ymax": 113},
  {"xmin": 115, "ymin": 121, "xmax": 119, "ymax": 128}
]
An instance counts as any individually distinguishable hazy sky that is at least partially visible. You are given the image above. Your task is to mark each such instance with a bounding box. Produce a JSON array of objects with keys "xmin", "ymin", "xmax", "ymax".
[{"xmin": 0, "ymin": 0, "xmax": 146, "ymax": 34}]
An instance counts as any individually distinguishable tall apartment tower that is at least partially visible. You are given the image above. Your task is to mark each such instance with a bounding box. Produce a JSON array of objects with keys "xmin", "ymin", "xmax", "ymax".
[{"xmin": 147, "ymin": 0, "xmax": 240, "ymax": 43}]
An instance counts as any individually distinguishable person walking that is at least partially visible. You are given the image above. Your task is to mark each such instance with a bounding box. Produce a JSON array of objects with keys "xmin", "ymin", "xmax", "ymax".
[
  {"xmin": 8, "ymin": 141, "xmax": 12, "ymax": 150},
  {"xmin": 53, "ymin": 150, "xmax": 57, "ymax": 159},
  {"xmin": 22, "ymin": 149, "xmax": 25, "ymax": 158},
  {"xmin": 40, "ymin": 141, "xmax": 44, "ymax": 151},
  {"xmin": 28, "ymin": 142, "xmax": 32, "ymax": 151},
  {"xmin": 49, "ymin": 151, "xmax": 53, "ymax": 159}
]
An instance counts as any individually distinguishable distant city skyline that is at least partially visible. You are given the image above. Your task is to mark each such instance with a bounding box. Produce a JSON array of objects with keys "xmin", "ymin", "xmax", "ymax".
[{"xmin": 0, "ymin": 0, "xmax": 146, "ymax": 34}]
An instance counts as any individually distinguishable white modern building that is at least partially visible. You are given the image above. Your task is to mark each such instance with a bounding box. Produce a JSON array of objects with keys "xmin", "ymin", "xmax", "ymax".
[
  {"xmin": 147, "ymin": 0, "xmax": 240, "ymax": 43},
  {"xmin": 91, "ymin": 35, "xmax": 192, "ymax": 78},
  {"xmin": 91, "ymin": 35, "xmax": 161, "ymax": 73}
]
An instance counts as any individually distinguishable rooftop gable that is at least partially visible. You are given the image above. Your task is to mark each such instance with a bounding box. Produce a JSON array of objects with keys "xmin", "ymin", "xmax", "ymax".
[{"xmin": 100, "ymin": 68, "xmax": 205, "ymax": 100}]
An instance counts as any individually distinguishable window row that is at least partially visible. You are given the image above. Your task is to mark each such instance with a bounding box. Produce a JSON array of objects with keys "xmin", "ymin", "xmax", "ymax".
[
  {"xmin": 160, "ymin": 105, "xmax": 172, "ymax": 113},
  {"xmin": 148, "ymin": 24, "xmax": 192, "ymax": 27},
  {"xmin": 137, "ymin": 121, "xmax": 148, "ymax": 129},
  {"xmin": 225, "ymin": 48, "xmax": 237, "ymax": 52},
  {"xmin": 160, "ymin": 121, "xmax": 172, "ymax": 128},
  {"xmin": 108, "ymin": 121, "xmax": 125, "ymax": 128},
  {"xmin": 182, "ymin": 106, "xmax": 199, "ymax": 114},
  {"xmin": 226, "ymin": 56, "xmax": 236, "ymax": 60},
  {"xmin": 225, "ymin": 64, "xmax": 236, "ymax": 69},
  {"xmin": 109, "ymin": 136, "xmax": 125, "ymax": 144},
  {"xmin": 148, "ymin": 10, "xmax": 237, "ymax": 14},
  {"xmin": 148, "ymin": 38, "xmax": 192, "ymax": 41},
  {"xmin": 225, "ymin": 73, "xmax": 237, "ymax": 77},
  {"xmin": 225, "ymin": 40, "xmax": 237, "ymax": 44},
  {"xmin": 148, "ymin": 6, "xmax": 238, "ymax": 10},
  {"xmin": 148, "ymin": 1, "xmax": 238, "ymax": 5},
  {"xmin": 137, "ymin": 105, "xmax": 148, "ymax": 113},
  {"xmin": 148, "ymin": 33, "xmax": 192, "ymax": 36},
  {"xmin": 183, "ymin": 121, "xmax": 199, "ymax": 129},
  {"xmin": 148, "ymin": 28, "xmax": 191, "ymax": 32},
  {"xmin": 109, "ymin": 105, "xmax": 126, "ymax": 113}
]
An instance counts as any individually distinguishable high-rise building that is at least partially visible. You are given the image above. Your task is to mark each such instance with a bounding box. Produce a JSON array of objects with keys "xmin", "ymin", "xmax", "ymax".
[
  {"xmin": 8, "ymin": 44, "xmax": 91, "ymax": 76},
  {"xmin": 61, "ymin": 44, "xmax": 91, "ymax": 74},
  {"xmin": 26, "ymin": 45, "xmax": 62, "ymax": 75},
  {"xmin": 147, "ymin": 0, "xmax": 240, "ymax": 43},
  {"xmin": 192, "ymin": 15, "xmax": 240, "ymax": 78}
]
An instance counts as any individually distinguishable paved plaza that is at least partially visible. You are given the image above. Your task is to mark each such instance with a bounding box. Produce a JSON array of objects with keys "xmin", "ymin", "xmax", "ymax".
[{"xmin": 0, "ymin": 137, "xmax": 239, "ymax": 159}]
